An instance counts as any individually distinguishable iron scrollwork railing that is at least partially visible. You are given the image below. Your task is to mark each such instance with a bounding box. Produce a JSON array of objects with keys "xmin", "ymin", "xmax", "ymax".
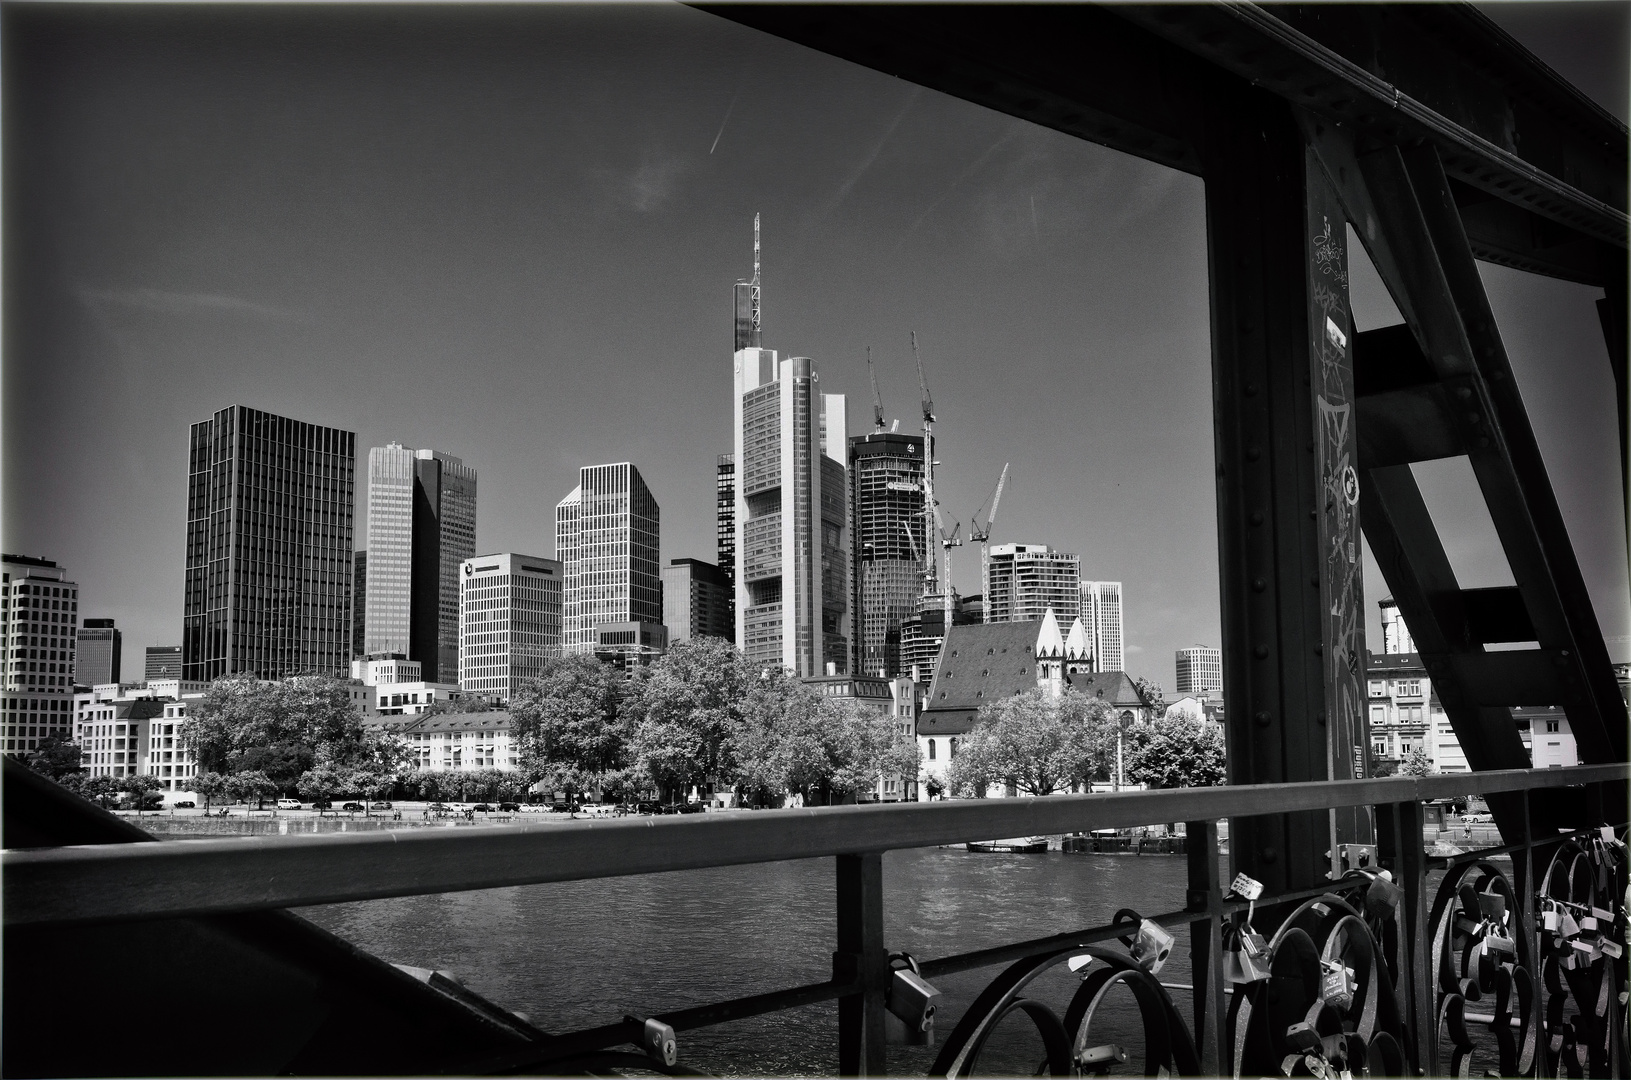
[{"xmin": 5, "ymin": 764, "xmax": 1627, "ymax": 1076}]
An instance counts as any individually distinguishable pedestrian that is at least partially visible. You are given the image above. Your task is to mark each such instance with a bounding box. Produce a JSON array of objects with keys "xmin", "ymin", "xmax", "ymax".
[{"xmin": 1463, "ymin": 820, "xmax": 1473, "ymax": 841}]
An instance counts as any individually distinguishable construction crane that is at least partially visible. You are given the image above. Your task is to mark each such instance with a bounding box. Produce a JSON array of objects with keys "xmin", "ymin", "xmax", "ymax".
[
  {"xmin": 899, "ymin": 521, "xmax": 928, "ymax": 586},
  {"xmin": 910, "ymin": 331, "xmax": 942, "ymax": 615},
  {"xmin": 934, "ymin": 502, "xmax": 964, "ymax": 614},
  {"xmin": 969, "ymin": 463, "xmax": 1010, "ymax": 624},
  {"xmin": 866, "ymin": 346, "xmax": 885, "ymax": 433}
]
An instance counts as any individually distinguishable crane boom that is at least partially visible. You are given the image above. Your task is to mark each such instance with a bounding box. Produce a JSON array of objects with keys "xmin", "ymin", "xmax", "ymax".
[
  {"xmin": 910, "ymin": 331, "xmax": 934, "ymax": 423},
  {"xmin": 866, "ymin": 346, "xmax": 884, "ymax": 432},
  {"xmin": 987, "ymin": 462, "xmax": 1009, "ymax": 530}
]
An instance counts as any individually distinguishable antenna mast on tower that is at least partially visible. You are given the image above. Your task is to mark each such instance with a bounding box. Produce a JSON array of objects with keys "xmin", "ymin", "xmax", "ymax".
[{"xmin": 751, "ymin": 213, "xmax": 762, "ymax": 342}]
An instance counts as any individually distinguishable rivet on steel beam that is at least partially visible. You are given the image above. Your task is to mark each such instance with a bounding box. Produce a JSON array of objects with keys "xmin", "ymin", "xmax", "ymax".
[
  {"xmin": 1311, "ymin": 576, "xmax": 1320, "ymax": 587},
  {"xmin": 1316, "ymin": 711, "xmax": 1326, "ymax": 725},
  {"xmin": 1456, "ymin": 386, "xmax": 1473, "ymax": 400},
  {"xmin": 1314, "ymin": 645, "xmax": 1323, "ymax": 657},
  {"xmin": 1477, "ymin": 437, "xmax": 1491, "ymax": 448},
  {"xmin": 1244, "ymin": 383, "xmax": 1258, "ymax": 397},
  {"xmin": 1252, "ymin": 578, "xmax": 1266, "ymax": 593},
  {"xmin": 1254, "ymin": 710, "xmax": 1272, "ymax": 728},
  {"xmin": 1260, "ymin": 847, "xmax": 1278, "ymax": 864},
  {"xmin": 1246, "ymin": 447, "xmax": 1261, "ymax": 461},
  {"xmin": 1466, "ymin": 413, "xmax": 1480, "ymax": 424},
  {"xmin": 1250, "ymin": 512, "xmax": 1264, "ymax": 526},
  {"xmin": 1254, "ymin": 644, "xmax": 1269, "ymax": 659}
]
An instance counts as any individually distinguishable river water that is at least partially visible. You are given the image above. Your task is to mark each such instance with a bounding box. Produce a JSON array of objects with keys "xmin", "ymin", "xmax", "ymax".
[{"xmin": 297, "ymin": 847, "xmax": 1197, "ymax": 1076}]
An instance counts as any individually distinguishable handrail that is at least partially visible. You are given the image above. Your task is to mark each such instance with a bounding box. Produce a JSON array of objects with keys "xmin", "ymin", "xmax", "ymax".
[{"xmin": 5, "ymin": 763, "xmax": 1625, "ymax": 927}]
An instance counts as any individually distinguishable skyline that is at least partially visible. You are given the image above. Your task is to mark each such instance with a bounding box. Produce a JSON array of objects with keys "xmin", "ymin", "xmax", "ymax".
[{"xmin": 5, "ymin": 3, "xmax": 1627, "ymax": 694}]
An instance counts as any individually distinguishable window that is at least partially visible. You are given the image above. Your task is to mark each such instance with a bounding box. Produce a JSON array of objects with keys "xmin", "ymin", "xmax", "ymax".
[
  {"xmin": 927, "ymin": 739, "xmax": 936, "ymax": 760},
  {"xmin": 1546, "ymin": 720, "xmax": 1560, "ymax": 733}
]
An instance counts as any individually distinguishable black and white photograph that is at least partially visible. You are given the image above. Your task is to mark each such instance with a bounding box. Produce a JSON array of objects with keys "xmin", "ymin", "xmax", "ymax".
[{"xmin": 3, "ymin": 2, "xmax": 1629, "ymax": 1076}]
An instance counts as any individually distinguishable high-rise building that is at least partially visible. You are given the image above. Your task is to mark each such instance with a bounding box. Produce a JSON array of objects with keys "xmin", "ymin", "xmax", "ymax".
[
  {"xmin": 3, "ymin": 554, "xmax": 80, "ymax": 753},
  {"xmin": 1379, "ymin": 597, "xmax": 1417, "ymax": 655},
  {"xmin": 459, "ymin": 553, "xmax": 563, "ymax": 701},
  {"xmin": 848, "ymin": 431, "xmax": 927, "ymax": 677},
  {"xmin": 352, "ymin": 551, "xmax": 368, "ymax": 659},
  {"xmin": 731, "ymin": 224, "xmax": 848, "ymax": 676},
  {"xmin": 554, "ymin": 463, "xmax": 662, "ymax": 654},
  {"xmin": 1080, "ymin": 580, "xmax": 1125, "ymax": 673},
  {"xmin": 145, "ymin": 645, "xmax": 182, "ymax": 682},
  {"xmin": 985, "ymin": 544, "xmax": 1080, "ymax": 625},
  {"xmin": 717, "ymin": 453, "xmax": 737, "ymax": 640},
  {"xmin": 663, "ymin": 558, "xmax": 733, "ymax": 643},
  {"xmin": 363, "ymin": 444, "xmax": 477, "ymax": 683},
  {"xmin": 182, "ymin": 406, "xmax": 355, "ymax": 682},
  {"xmin": 1175, "ymin": 644, "xmax": 1223, "ymax": 695},
  {"xmin": 76, "ymin": 619, "xmax": 121, "ymax": 686}
]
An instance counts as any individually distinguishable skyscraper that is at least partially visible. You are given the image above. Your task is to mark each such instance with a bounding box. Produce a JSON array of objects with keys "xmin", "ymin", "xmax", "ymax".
[
  {"xmin": 1080, "ymin": 580, "xmax": 1125, "ymax": 672},
  {"xmin": 554, "ymin": 462, "xmax": 661, "ymax": 654},
  {"xmin": 363, "ymin": 444, "xmax": 477, "ymax": 683},
  {"xmin": 145, "ymin": 645, "xmax": 182, "ymax": 682},
  {"xmin": 732, "ymin": 262, "xmax": 849, "ymax": 674},
  {"xmin": 3, "ymin": 554, "xmax": 79, "ymax": 753},
  {"xmin": 1176, "ymin": 645, "xmax": 1223, "ymax": 694},
  {"xmin": 352, "ymin": 551, "xmax": 367, "ymax": 659},
  {"xmin": 985, "ymin": 544, "xmax": 1081, "ymax": 625},
  {"xmin": 182, "ymin": 406, "xmax": 355, "ymax": 682},
  {"xmin": 848, "ymin": 431, "xmax": 926, "ymax": 677},
  {"xmin": 76, "ymin": 618, "xmax": 121, "ymax": 685},
  {"xmin": 716, "ymin": 453, "xmax": 737, "ymax": 641},
  {"xmin": 663, "ymin": 558, "xmax": 733, "ymax": 643},
  {"xmin": 459, "ymin": 553, "xmax": 562, "ymax": 700}
]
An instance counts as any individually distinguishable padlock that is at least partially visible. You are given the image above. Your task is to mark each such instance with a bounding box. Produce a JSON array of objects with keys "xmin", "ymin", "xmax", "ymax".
[
  {"xmin": 1285, "ymin": 1021, "xmax": 1322, "ymax": 1054},
  {"xmin": 1365, "ymin": 874, "xmax": 1403, "ymax": 918},
  {"xmin": 1558, "ymin": 912, "xmax": 1581, "ymax": 938},
  {"xmin": 1477, "ymin": 893, "xmax": 1507, "ymax": 924},
  {"xmin": 1601, "ymin": 939, "xmax": 1623, "ymax": 959},
  {"xmin": 1485, "ymin": 927, "xmax": 1517, "ymax": 959},
  {"xmin": 1231, "ymin": 872, "xmax": 1265, "ymax": 901},
  {"xmin": 1224, "ymin": 924, "xmax": 1271, "ymax": 984},
  {"xmin": 1076, "ymin": 1044, "xmax": 1128, "ymax": 1075},
  {"xmin": 1129, "ymin": 918, "xmax": 1174, "ymax": 974},
  {"xmin": 637, "ymin": 1017, "xmax": 677, "ymax": 1067},
  {"xmin": 885, "ymin": 957, "xmax": 941, "ymax": 1046},
  {"xmin": 1543, "ymin": 907, "xmax": 1561, "ymax": 932},
  {"xmin": 1320, "ymin": 960, "xmax": 1355, "ymax": 1010}
]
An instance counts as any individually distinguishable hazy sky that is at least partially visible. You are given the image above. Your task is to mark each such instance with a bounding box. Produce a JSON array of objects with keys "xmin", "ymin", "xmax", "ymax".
[{"xmin": 5, "ymin": 3, "xmax": 1627, "ymax": 692}]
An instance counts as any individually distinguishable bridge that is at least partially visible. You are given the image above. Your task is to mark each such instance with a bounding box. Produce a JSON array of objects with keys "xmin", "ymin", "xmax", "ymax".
[{"xmin": 5, "ymin": 3, "xmax": 1628, "ymax": 1076}]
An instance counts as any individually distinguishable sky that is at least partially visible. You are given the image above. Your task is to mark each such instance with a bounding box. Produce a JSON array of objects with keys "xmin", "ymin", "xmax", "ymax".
[{"xmin": 4, "ymin": 2, "xmax": 1627, "ymax": 694}]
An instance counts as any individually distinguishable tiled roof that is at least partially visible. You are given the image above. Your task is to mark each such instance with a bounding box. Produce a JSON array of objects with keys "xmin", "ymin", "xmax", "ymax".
[{"xmin": 919, "ymin": 621, "xmax": 1047, "ymax": 734}]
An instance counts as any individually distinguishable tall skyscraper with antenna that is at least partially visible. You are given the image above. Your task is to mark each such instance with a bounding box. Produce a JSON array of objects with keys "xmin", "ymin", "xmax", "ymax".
[{"xmin": 731, "ymin": 217, "xmax": 850, "ymax": 676}]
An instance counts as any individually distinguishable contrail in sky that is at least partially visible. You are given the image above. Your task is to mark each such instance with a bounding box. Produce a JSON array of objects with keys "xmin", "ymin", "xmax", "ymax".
[
  {"xmin": 817, "ymin": 86, "xmax": 923, "ymax": 221},
  {"xmin": 898, "ymin": 123, "xmax": 1024, "ymax": 246},
  {"xmin": 709, "ymin": 94, "xmax": 737, "ymax": 155}
]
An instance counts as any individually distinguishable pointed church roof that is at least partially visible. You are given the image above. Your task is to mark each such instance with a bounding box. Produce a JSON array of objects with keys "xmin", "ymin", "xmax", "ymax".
[
  {"xmin": 1036, "ymin": 607, "xmax": 1064, "ymax": 657},
  {"xmin": 1065, "ymin": 616, "xmax": 1091, "ymax": 661}
]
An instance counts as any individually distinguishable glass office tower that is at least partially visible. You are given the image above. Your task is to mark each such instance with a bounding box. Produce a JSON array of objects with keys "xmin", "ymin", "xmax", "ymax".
[
  {"xmin": 554, "ymin": 462, "xmax": 661, "ymax": 654},
  {"xmin": 363, "ymin": 444, "xmax": 477, "ymax": 683},
  {"xmin": 182, "ymin": 405, "xmax": 355, "ymax": 682},
  {"xmin": 848, "ymin": 431, "xmax": 926, "ymax": 678}
]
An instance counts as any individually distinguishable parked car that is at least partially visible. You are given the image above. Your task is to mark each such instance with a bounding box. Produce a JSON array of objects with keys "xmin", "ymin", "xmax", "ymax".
[
  {"xmin": 472, "ymin": 803, "xmax": 492, "ymax": 812},
  {"xmin": 368, "ymin": 801, "xmax": 392, "ymax": 810},
  {"xmin": 1462, "ymin": 812, "xmax": 1494, "ymax": 824},
  {"xmin": 547, "ymin": 802, "xmax": 581, "ymax": 814},
  {"xmin": 497, "ymin": 802, "xmax": 520, "ymax": 812},
  {"xmin": 635, "ymin": 800, "xmax": 661, "ymax": 815},
  {"xmin": 172, "ymin": 800, "xmax": 196, "ymax": 809},
  {"xmin": 660, "ymin": 802, "xmax": 704, "ymax": 815},
  {"xmin": 311, "ymin": 798, "xmax": 332, "ymax": 810},
  {"xmin": 342, "ymin": 801, "xmax": 366, "ymax": 812},
  {"xmin": 276, "ymin": 798, "xmax": 301, "ymax": 810},
  {"xmin": 428, "ymin": 802, "xmax": 451, "ymax": 813}
]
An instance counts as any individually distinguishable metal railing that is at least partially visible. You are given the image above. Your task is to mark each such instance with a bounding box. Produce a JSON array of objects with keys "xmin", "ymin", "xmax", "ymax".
[{"xmin": 7, "ymin": 762, "xmax": 1627, "ymax": 1076}]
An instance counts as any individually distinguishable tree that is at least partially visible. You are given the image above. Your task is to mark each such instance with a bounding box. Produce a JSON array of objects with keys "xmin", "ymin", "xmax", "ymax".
[
  {"xmin": 1133, "ymin": 677, "xmax": 1164, "ymax": 713},
  {"xmin": 1398, "ymin": 748, "xmax": 1434, "ymax": 777},
  {"xmin": 118, "ymin": 773, "xmax": 164, "ymax": 814},
  {"xmin": 1123, "ymin": 717, "xmax": 1226, "ymax": 789},
  {"xmin": 1370, "ymin": 759, "xmax": 1399, "ymax": 779},
  {"xmin": 624, "ymin": 638, "xmax": 759, "ymax": 800},
  {"xmin": 194, "ymin": 771, "xmax": 229, "ymax": 813},
  {"xmin": 182, "ymin": 674, "xmax": 368, "ymax": 778},
  {"xmin": 227, "ymin": 769, "xmax": 279, "ymax": 810},
  {"xmin": 27, "ymin": 737, "xmax": 84, "ymax": 781},
  {"xmin": 510, "ymin": 654, "xmax": 630, "ymax": 799},
  {"xmin": 946, "ymin": 688, "xmax": 1106, "ymax": 798}
]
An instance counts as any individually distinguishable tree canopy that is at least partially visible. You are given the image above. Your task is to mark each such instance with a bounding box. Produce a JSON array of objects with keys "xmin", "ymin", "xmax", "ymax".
[
  {"xmin": 182, "ymin": 675, "xmax": 373, "ymax": 786},
  {"xmin": 1122, "ymin": 717, "xmax": 1226, "ymax": 789},
  {"xmin": 947, "ymin": 688, "xmax": 1112, "ymax": 797},
  {"xmin": 27, "ymin": 737, "xmax": 84, "ymax": 780}
]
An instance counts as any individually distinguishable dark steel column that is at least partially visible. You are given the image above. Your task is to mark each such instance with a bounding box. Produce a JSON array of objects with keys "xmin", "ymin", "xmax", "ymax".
[
  {"xmin": 1185, "ymin": 819, "xmax": 1225, "ymax": 1073},
  {"xmin": 1197, "ymin": 89, "xmax": 1367, "ymax": 897},
  {"xmin": 835, "ymin": 853, "xmax": 886, "ymax": 1076}
]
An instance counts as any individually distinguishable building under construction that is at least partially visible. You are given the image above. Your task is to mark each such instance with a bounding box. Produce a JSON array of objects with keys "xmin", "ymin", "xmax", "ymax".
[{"xmin": 847, "ymin": 430, "xmax": 926, "ymax": 678}]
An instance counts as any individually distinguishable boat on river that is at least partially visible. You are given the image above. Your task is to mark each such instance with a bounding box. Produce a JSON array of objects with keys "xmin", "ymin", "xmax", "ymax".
[{"xmin": 966, "ymin": 836, "xmax": 1049, "ymax": 853}]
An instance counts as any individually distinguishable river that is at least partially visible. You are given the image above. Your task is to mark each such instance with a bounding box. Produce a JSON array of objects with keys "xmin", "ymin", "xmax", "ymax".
[{"xmin": 294, "ymin": 846, "xmax": 1196, "ymax": 1076}]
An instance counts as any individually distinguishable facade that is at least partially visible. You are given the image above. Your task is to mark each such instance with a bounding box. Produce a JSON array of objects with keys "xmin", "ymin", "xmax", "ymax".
[
  {"xmin": 916, "ymin": 610, "xmax": 1150, "ymax": 797},
  {"xmin": 77, "ymin": 619, "xmax": 121, "ymax": 686},
  {"xmin": 716, "ymin": 453, "xmax": 736, "ymax": 639},
  {"xmin": 555, "ymin": 463, "xmax": 661, "ymax": 654},
  {"xmin": 733, "ymin": 348, "xmax": 849, "ymax": 677},
  {"xmin": 1366, "ymin": 651, "xmax": 1434, "ymax": 769},
  {"xmin": 1080, "ymin": 580, "xmax": 1125, "ymax": 673},
  {"xmin": 370, "ymin": 682, "xmax": 461, "ymax": 716},
  {"xmin": 352, "ymin": 551, "xmax": 367, "ymax": 659},
  {"xmin": 1379, "ymin": 597, "xmax": 1417, "ymax": 655},
  {"xmin": 662, "ymin": 559, "xmax": 733, "ymax": 643},
  {"xmin": 459, "ymin": 553, "xmax": 563, "ymax": 701},
  {"xmin": 3, "ymin": 554, "xmax": 80, "ymax": 754},
  {"xmin": 985, "ymin": 545, "xmax": 1080, "ymax": 625},
  {"xmin": 350, "ymin": 656, "xmax": 421, "ymax": 685},
  {"xmin": 848, "ymin": 431, "xmax": 928, "ymax": 679},
  {"xmin": 145, "ymin": 645, "xmax": 182, "ymax": 682},
  {"xmin": 182, "ymin": 405, "xmax": 355, "ymax": 682},
  {"xmin": 362, "ymin": 444, "xmax": 477, "ymax": 683},
  {"xmin": 363, "ymin": 711, "xmax": 517, "ymax": 773},
  {"xmin": 1175, "ymin": 644, "xmax": 1223, "ymax": 695},
  {"xmin": 595, "ymin": 622, "xmax": 669, "ymax": 670},
  {"xmin": 898, "ymin": 592, "xmax": 975, "ymax": 684},
  {"xmin": 73, "ymin": 686, "xmax": 201, "ymax": 793}
]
